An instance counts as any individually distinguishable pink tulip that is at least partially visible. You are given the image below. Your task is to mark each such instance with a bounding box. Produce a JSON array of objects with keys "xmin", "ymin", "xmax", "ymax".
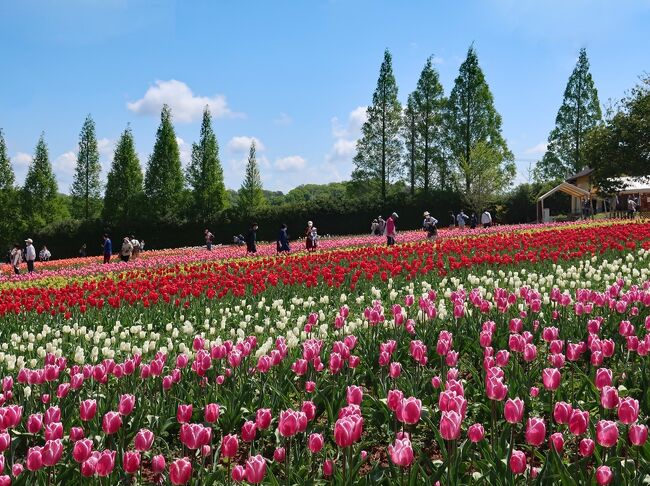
[
  {"xmin": 440, "ymin": 411, "xmax": 461, "ymax": 441},
  {"xmin": 530, "ymin": 386, "xmax": 539, "ymax": 397},
  {"xmin": 244, "ymin": 455, "xmax": 266, "ymax": 484},
  {"xmin": 305, "ymin": 381, "xmax": 316, "ymax": 393},
  {"xmin": 334, "ymin": 415, "xmax": 363, "ymax": 448},
  {"xmin": 509, "ymin": 449, "xmax": 526, "ymax": 474},
  {"xmin": 169, "ymin": 457, "xmax": 192, "ymax": 485},
  {"xmin": 0, "ymin": 434, "xmax": 10, "ymax": 453},
  {"xmin": 629, "ymin": 424, "xmax": 648, "ymax": 446},
  {"xmin": 525, "ymin": 418, "xmax": 546, "ymax": 446},
  {"xmin": 396, "ymin": 397, "xmax": 422, "ymax": 425},
  {"xmin": 389, "ymin": 362, "xmax": 402, "ymax": 378},
  {"xmin": 44, "ymin": 422, "xmax": 63, "ymax": 441},
  {"xmin": 231, "ymin": 465, "xmax": 245, "ymax": 481},
  {"xmin": 73, "ymin": 439, "xmax": 93, "ymax": 463},
  {"xmin": 596, "ymin": 465, "xmax": 613, "ymax": 485},
  {"xmin": 273, "ymin": 447, "xmax": 286, "ymax": 462},
  {"xmin": 568, "ymin": 409, "xmax": 589, "ymax": 435},
  {"xmin": 134, "ymin": 429, "xmax": 154, "ymax": 451},
  {"xmin": 308, "ymin": 433, "xmax": 324, "ymax": 453},
  {"xmin": 596, "ymin": 420, "xmax": 619, "ymax": 447},
  {"xmin": 41, "ymin": 439, "xmax": 63, "ymax": 467},
  {"xmin": 278, "ymin": 409, "xmax": 304, "ymax": 437},
  {"xmin": 504, "ymin": 398, "xmax": 524, "ymax": 424},
  {"xmin": 323, "ymin": 459, "xmax": 334, "ymax": 477},
  {"xmin": 26, "ymin": 447, "xmax": 43, "ymax": 471},
  {"xmin": 177, "ymin": 404, "xmax": 193, "ymax": 423},
  {"xmin": 102, "ymin": 412, "xmax": 122, "ymax": 435},
  {"xmin": 468, "ymin": 423, "xmax": 485, "ymax": 442},
  {"xmin": 11, "ymin": 464, "xmax": 23, "ymax": 477},
  {"xmin": 152, "ymin": 454, "xmax": 166, "ymax": 473},
  {"xmin": 618, "ymin": 397, "xmax": 639, "ymax": 424},
  {"xmin": 387, "ymin": 389, "xmax": 404, "ymax": 412},
  {"xmin": 542, "ymin": 368, "xmax": 561, "ymax": 391},
  {"xmin": 302, "ymin": 401, "xmax": 316, "ymax": 421},
  {"xmin": 486, "ymin": 376, "xmax": 508, "ymax": 401},
  {"xmin": 346, "ymin": 385, "xmax": 363, "ymax": 405},
  {"xmin": 579, "ymin": 438, "xmax": 595, "ymax": 457},
  {"xmin": 595, "ymin": 368, "xmax": 612, "ymax": 390},
  {"xmin": 549, "ymin": 432, "xmax": 564, "ymax": 453},
  {"xmin": 27, "ymin": 413, "xmax": 43, "ymax": 434},
  {"xmin": 70, "ymin": 427, "xmax": 85, "ymax": 442},
  {"xmin": 255, "ymin": 408, "xmax": 272, "ymax": 430},
  {"xmin": 221, "ymin": 434, "xmax": 239, "ymax": 458},
  {"xmin": 241, "ymin": 421, "xmax": 257, "ymax": 442},
  {"xmin": 553, "ymin": 401, "xmax": 572, "ymax": 424},
  {"xmin": 600, "ymin": 386, "xmax": 619, "ymax": 409},
  {"xmin": 43, "ymin": 406, "xmax": 59, "ymax": 425},
  {"xmin": 388, "ymin": 438, "xmax": 414, "ymax": 467},
  {"xmin": 118, "ymin": 394, "xmax": 136, "ymax": 416},
  {"xmin": 204, "ymin": 403, "xmax": 220, "ymax": 423},
  {"xmin": 123, "ymin": 451, "xmax": 141, "ymax": 474}
]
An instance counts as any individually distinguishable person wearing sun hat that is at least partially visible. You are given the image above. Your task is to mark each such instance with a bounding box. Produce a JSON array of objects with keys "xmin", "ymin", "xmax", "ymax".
[
  {"xmin": 24, "ymin": 238, "xmax": 36, "ymax": 273},
  {"xmin": 386, "ymin": 212, "xmax": 398, "ymax": 246},
  {"xmin": 422, "ymin": 211, "xmax": 438, "ymax": 240}
]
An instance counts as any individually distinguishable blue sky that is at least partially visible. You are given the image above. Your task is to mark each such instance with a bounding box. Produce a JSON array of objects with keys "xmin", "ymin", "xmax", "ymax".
[{"xmin": 1, "ymin": 0, "xmax": 649, "ymax": 193}]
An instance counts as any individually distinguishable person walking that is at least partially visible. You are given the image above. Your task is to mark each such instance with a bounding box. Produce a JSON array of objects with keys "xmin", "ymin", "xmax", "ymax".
[
  {"xmin": 377, "ymin": 216, "xmax": 386, "ymax": 236},
  {"xmin": 628, "ymin": 197, "xmax": 637, "ymax": 219},
  {"xmin": 456, "ymin": 210, "xmax": 468, "ymax": 229},
  {"xmin": 140, "ymin": 239, "xmax": 145, "ymax": 251},
  {"xmin": 120, "ymin": 237, "xmax": 133, "ymax": 263},
  {"xmin": 39, "ymin": 245, "xmax": 51, "ymax": 261},
  {"xmin": 449, "ymin": 211, "xmax": 456, "ymax": 228},
  {"xmin": 10, "ymin": 244, "xmax": 22, "ymax": 275},
  {"xmin": 386, "ymin": 212, "xmax": 398, "ymax": 246},
  {"xmin": 278, "ymin": 224, "xmax": 290, "ymax": 253},
  {"xmin": 309, "ymin": 225, "xmax": 319, "ymax": 250},
  {"xmin": 481, "ymin": 210, "xmax": 492, "ymax": 228},
  {"xmin": 305, "ymin": 221, "xmax": 315, "ymax": 251},
  {"xmin": 24, "ymin": 238, "xmax": 36, "ymax": 273},
  {"xmin": 131, "ymin": 236, "xmax": 141, "ymax": 260},
  {"xmin": 79, "ymin": 244, "xmax": 87, "ymax": 258},
  {"xmin": 422, "ymin": 211, "xmax": 438, "ymax": 240},
  {"xmin": 371, "ymin": 219, "xmax": 379, "ymax": 235},
  {"xmin": 102, "ymin": 235, "xmax": 112, "ymax": 264},
  {"xmin": 204, "ymin": 229, "xmax": 214, "ymax": 251},
  {"xmin": 469, "ymin": 213, "xmax": 478, "ymax": 229},
  {"xmin": 246, "ymin": 223, "xmax": 258, "ymax": 254}
]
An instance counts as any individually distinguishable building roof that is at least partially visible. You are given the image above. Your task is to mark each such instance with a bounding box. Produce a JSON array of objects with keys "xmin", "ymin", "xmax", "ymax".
[
  {"xmin": 565, "ymin": 167, "xmax": 594, "ymax": 182},
  {"xmin": 611, "ymin": 176, "xmax": 650, "ymax": 194},
  {"xmin": 537, "ymin": 181, "xmax": 591, "ymax": 202}
]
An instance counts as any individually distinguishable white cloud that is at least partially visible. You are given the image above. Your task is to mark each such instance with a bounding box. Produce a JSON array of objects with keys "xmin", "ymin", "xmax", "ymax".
[
  {"xmin": 13, "ymin": 152, "xmax": 32, "ymax": 166},
  {"xmin": 54, "ymin": 151, "xmax": 77, "ymax": 174},
  {"xmin": 97, "ymin": 138, "xmax": 115, "ymax": 159},
  {"xmin": 176, "ymin": 137, "xmax": 192, "ymax": 167},
  {"xmin": 227, "ymin": 136, "xmax": 265, "ymax": 153},
  {"xmin": 273, "ymin": 113, "xmax": 293, "ymax": 125},
  {"xmin": 127, "ymin": 79, "xmax": 241, "ymax": 123},
  {"xmin": 524, "ymin": 142, "xmax": 548, "ymax": 155},
  {"xmin": 275, "ymin": 155, "xmax": 307, "ymax": 172},
  {"xmin": 327, "ymin": 106, "xmax": 367, "ymax": 164}
]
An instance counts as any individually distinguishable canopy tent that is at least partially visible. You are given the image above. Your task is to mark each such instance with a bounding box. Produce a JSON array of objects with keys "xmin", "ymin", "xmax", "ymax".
[{"xmin": 536, "ymin": 181, "xmax": 591, "ymax": 223}]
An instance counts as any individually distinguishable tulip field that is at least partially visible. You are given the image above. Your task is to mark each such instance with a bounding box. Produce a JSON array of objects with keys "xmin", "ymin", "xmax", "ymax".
[{"xmin": 1, "ymin": 220, "xmax": 650, "ymax": 485}]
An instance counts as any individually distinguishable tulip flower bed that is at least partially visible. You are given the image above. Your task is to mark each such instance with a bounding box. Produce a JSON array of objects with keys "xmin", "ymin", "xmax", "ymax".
[{"xmin": 0, "ymin": 220, "xmax": 649, "ymax": 485}]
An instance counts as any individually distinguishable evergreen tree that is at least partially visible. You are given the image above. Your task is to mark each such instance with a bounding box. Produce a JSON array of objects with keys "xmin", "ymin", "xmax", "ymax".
[
  {"xmin": 70, "ymin": 114, "xmax": 102, "ymax": 219},
  {"xmin": 22, "ymin": 133, "xmax": 59, "ymax": 227},
  {"xmin": 103, "ymin": 126, "xmax": 144, "ymax": 222},
  {"xmin": 413, "ymin": 56, "xmax": 446, "ymax": 192},
  {"xmin": 0, "ymin": 129, "xmax": 15, "ymax": 191},
  {"xmin": 144, "ymin": 104, "xmax": 184, "ymax": 219},
  {"xmin": 352, "ymin": 49, "xmax": 403, "ymax": 202},
  {"xmin": 446, "ymin": 45, "xmax": 513, "ymax": 193},
  {"xmin": 537, "ymin": 48, "xmax": 602, "ymax": 180},
  {"xmin": 402, "ymin": 94, "xmax": 419, "ymax": 195},
  {"xmin": 238, "ymin": 141, "xmax": 265, "ymax": 216},
  {"xmin": 186, "ymin": 106, "xmax": 227, "ymax": 221}
]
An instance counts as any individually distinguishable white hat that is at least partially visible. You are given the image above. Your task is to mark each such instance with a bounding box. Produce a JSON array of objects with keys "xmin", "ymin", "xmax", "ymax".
[
  {"xmin": 25, "ymin": 238, "xmax": 33, "ymax": 244},
  {"xmin": 307, "ymin": 221, "xmax": 313, "ymax": 226},
  {"xmin": 423, "ymin": 211, "xmax": 430, "ymax": 217},
  {"xmin": 392, "ymin": 212, "xmax": 399, "ymax": 218}
]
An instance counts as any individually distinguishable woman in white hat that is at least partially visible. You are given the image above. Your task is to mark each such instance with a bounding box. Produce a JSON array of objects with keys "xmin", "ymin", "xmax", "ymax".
[
  {"xmin": 422, "ymin": 211, "xmax": 438, "ymax": 240},
  {"xmin": 305, "ymin": 221, "xmax": 315, "ymax": 251}
]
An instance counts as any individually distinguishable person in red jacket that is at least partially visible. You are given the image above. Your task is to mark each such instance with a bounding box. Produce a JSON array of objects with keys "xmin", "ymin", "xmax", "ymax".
[{"xmin": 386, "ymin": 212, "xmax": 398, "ymax": 246}]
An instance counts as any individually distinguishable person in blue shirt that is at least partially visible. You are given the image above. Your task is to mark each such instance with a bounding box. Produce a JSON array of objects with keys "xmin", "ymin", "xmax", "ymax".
[
  {"xmin": 102, "ymin": 234, "xmax": 112, "ymax": 264},
  {"xmin": 277, "ymin": 224, "xmax": 290, "ymax": 253}
]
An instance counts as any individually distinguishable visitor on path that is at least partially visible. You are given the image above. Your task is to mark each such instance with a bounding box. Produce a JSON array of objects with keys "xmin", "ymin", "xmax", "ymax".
[
  {"xmin": 39, "ymin": 245, "xmax": 51, "ymax": 261},
  {"xmin": 371, "ymin": 219, "xmax": 379, "ymax": 235},
  {"xmin": 120, "ymin": 237, "xmax": 133, "ymax": 263},
  {"xmin": 102, "ymin": 235, "xmax": 112, "ymax": 264},
  {"xmin": 449, "ymin": 211, "xmax": 456, "ymax": 228},
  {"xmin": 306, "ymin": 221, "xmax": 315, "ymax": 251},
  {"xmin": 456, "ymin": 210, "xmax": 468, "ymax": 229},
  {"xmin": 24, "ymin": 238, "xmax": 36, "ymax": 273},
  {"xmin": 10, "ymin": 244, "xmax": 22, "ymax": 275},
  {"xmin": 377, "ymin": 216, "xmax": 386, "ymax": 236},
  {"xmin": 278, "ymin": 224, "xmax": 290, "ymax": 253},
  {"xmin": 386, "ymin": 212, "xmax": 398, "ymax": 246},
  {"xmin": 204, "ymin": 229, "xmax": 214, "ymax": 251},
  {"xmin": 422, "ymin": 211, "xmax": 438, "ymax": 240},
  {"xmin": 628, "ymin": 197, "xmax": 637, "ymax": 219},
  {"xmin": 79, "ymin": 244, "xmax": 87, "ymax": 258},
  {"xmin": 469, "ymin": 213, "xmax": 478, "ymax": 229},
  {"xmin": 481, "ymin": 210, "xmax": 492, "ymax": 228},
  {"xmin": 131, "ymin": 236, "xmax": 141, "ymax": 259},
  {"xmin": 246, "ymin": 223, "xmax": 258, "ymax": 254}
]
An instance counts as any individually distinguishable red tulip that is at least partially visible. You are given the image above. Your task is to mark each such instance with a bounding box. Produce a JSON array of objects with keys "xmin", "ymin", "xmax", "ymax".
[
  {"xmin": 388, "ymin": 438, "xmax": 414, "ymax": 467},
  {"xmin": 244, "ymin": 455, "xmax": 266, "ymax": 484},
  {"xmin": 169, "ymin": 457, "xmax": 192, "ymax": 485},
  {"xmin": 509, "ymin": 449, "xmax": 526, "ymax": 474},
  {"xmin": 504, "ymin": 398, "xmax": 524, "ymax": 424},
  {"xmin": 596, "ymin": 420, "xmax": 619, "ymax": 447}
]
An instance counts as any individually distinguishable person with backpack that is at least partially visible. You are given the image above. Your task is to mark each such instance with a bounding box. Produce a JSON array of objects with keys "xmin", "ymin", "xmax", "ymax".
[
  {"xmin": 277, "ymin": 224, "xmax": 290, "ymax": 253},
  {"xmin": 204, "ymin": 229, "xmax": 214, "ymax": 251},
  {"xmin": 422, "ymin": 211, "xmax": 438, "ymax": 240},
  {"xmin": 481, "ymin": 210, "xmax": 492, "ymax": 228},
  {"xmin": 246, "ymin": 223, "xmax": 258, "ymax": 254},
  {"xmin": 456, "ymin": 210, "xmax": 468, "ymax": 229},
  {"xmin": 120, "ymin": 237, "xmax": 133, "ymax": 263},
  {"xmin": 10, "ymin": 244, "xmax": 22, "ymax": 275}
]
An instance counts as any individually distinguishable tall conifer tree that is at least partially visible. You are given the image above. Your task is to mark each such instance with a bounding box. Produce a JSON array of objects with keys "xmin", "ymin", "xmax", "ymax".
[
  {"xmin": 446, "ymin": 45, "xmax": 513, "ymax": 193},
  {"xmin": 402, "ymin": 94, "xmax": 418, "ymax": 196},
  {"xmin": 186, "ymin": 107, "xmax": 227, "ymax": 220},
  {"xmin": 0, "ymin": 129, "xmax": 15, "ymax": 191},
  {"xmin": 70, "ymin": 114, "xmax": 102, "ymax": 219},
  {"xmin": 144, "ymin": 104, "xmax": 184, "ymax": 219},
  {"xmin": 352, "ymin": 49, "xmax": 403, "ymax": 202},
  {"xmin": 537, "ymin": 48, "xmax": 601, "ymax": 180},
  {"xmin": 103, "ymin": 126, "xmax": 143, "ymax": 221},
  {"xmin": 22, "ymin": 133, "xmax": 59, "ymax": 226},
  {"xmin": 238, "ymin": 141, "xmax": 265, "ymax": 216}
]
